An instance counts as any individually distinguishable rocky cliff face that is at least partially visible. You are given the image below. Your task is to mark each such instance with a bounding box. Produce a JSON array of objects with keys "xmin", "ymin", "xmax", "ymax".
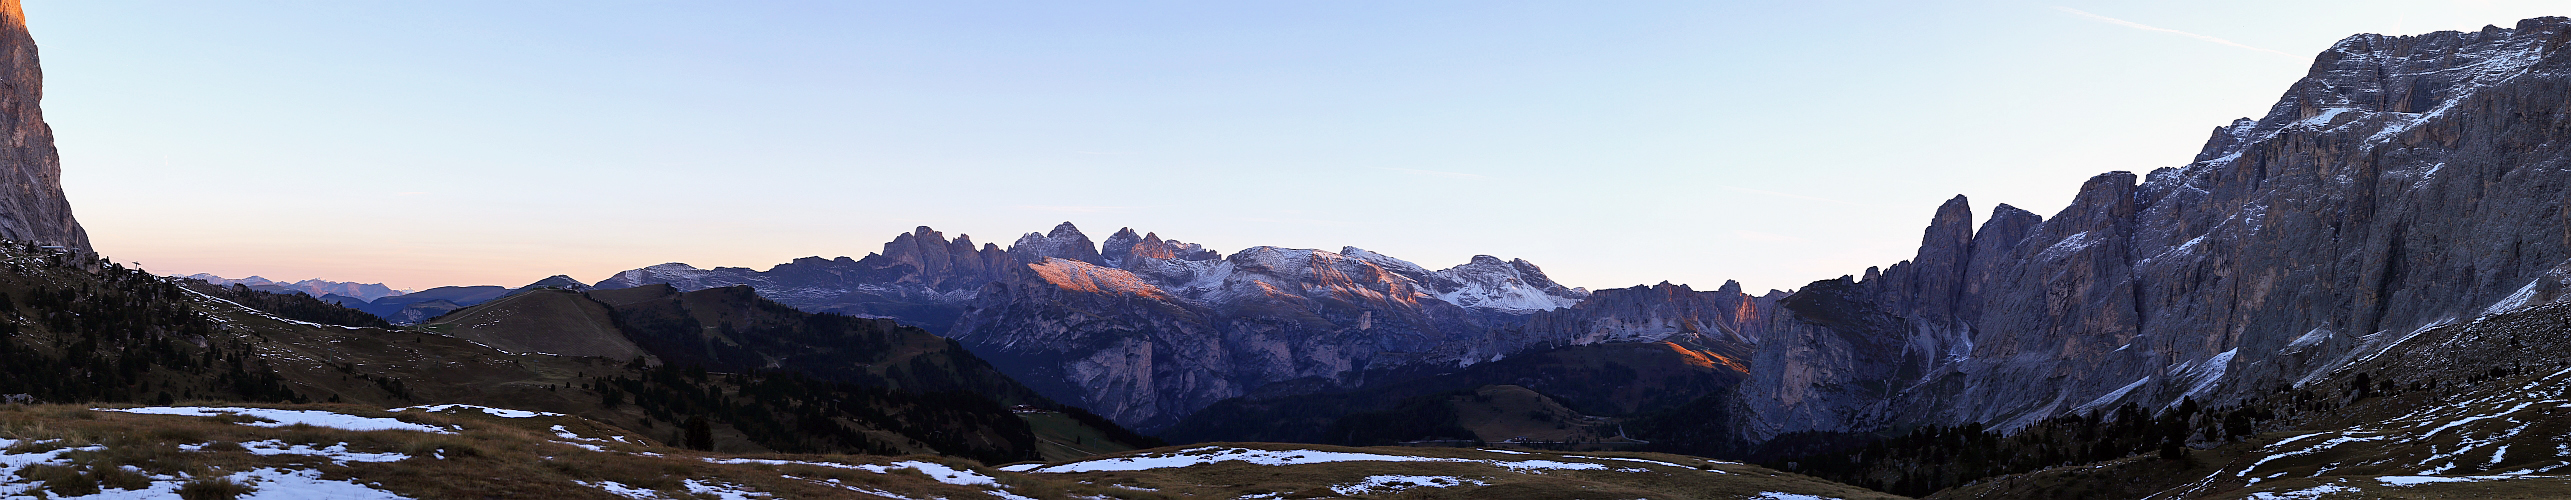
[
  {"xmin": 1523, "ymin": 280, "xmax": 1779, "ymax": 346},
  {"xmin": 0, "ymin": 0, "xmax": 85, "ymax": 250},
  {"xmin": 1685, "ymin": 17, "xmax": 2571, "ymax": 440}
]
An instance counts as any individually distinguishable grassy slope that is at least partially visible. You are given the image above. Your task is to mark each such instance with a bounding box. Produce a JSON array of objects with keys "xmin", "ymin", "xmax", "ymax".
[
  {"xmin": 1449, "ymin": 384, "xmax": 1626, "ymax": 444},
  {"xmin": 0, "ymin": 403, "xmax": 1069, "ymax": 499},
  {"xmin": 998, "ymin": 442, "xmax": 1906, "ymax": 500},
  {"xmin": 1020, "ymin": 412, "xmax": 1136, "ymax": 461},
  {"xmin": 418, "ymin": 289, "xmax": 646, "ymax": 360},
  {"xmin": 580, "ymin": 284, "xmax": 1053, "ymax": 404},
  {"xmin": 402, "ymin": 283, "xmax": 1158, "ymax": 461},
  {"xmin": 0, "ymin": 403, "xmax": 1907, "ymax": 499}
]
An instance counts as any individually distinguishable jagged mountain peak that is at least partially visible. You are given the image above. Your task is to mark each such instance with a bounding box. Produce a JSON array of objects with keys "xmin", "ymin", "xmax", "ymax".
[
  {"xmin": 1103, "ymin": 227, "xmax": 1218, "ymax": 266},
  {"xmin": 1046, "ymin": 221, "xmax": 1085, "ymax": 238},
  {"xmin": 1430, "ymin": 253, "xmax": 1587, "ymax": 313},
  {"xmin": 1102, "ymin": 227, "xmax": 1144, "ymax": 266},
  {"xmin": 1012, "ymin": 221, "xmax": 1104, "ymax": 265}
]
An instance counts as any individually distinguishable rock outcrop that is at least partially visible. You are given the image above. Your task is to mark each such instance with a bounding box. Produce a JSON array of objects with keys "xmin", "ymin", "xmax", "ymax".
[
  {"xmin": 0, "ymin": 0, "xmax": 85, "ymax": 249},
  {"xmin": 1522, "ymin": 280, "xmax": 1778, "ymax": 346}
]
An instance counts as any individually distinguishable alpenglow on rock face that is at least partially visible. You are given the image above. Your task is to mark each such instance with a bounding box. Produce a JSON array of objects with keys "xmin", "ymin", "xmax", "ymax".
[
  {"xmin": 0, "ymin": 0, "xmax": 85, "ymax": 249},
  {"xmin": 1677, "ymin": 17, "xmax": 2571, "ymax": 441},
  {"xmin": 593, "ymin": 222, "xmax": 1591, "ymax": 429}
]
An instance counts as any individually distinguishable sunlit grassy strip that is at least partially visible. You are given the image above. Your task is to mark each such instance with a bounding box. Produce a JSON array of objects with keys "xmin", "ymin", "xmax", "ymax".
[{"xmin": 1001, "ymin": 446, "xmax": 1643, "ymax": 473}]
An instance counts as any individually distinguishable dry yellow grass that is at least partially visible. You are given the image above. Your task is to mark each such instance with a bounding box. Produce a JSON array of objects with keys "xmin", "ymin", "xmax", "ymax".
[
  {"xmin": 0, "ymin": 403, "xmax": 1043, "ymax": 499},
  {"xmin": 995, "ymin": 442, "xmax": 1906, "ymax": 499},
  {"xmin": 0, "ymin": 403, "xmax": 1905, "ymax": 499}
]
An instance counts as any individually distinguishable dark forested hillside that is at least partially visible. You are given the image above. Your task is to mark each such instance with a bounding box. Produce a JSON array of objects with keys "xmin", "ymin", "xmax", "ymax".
[
  {"xmin": 589, "ymin": 361, "xmax": 1043, "ymax": 464},
  {"xmin": 180, "ymin": 280, "xmax": 394, "ymax": 329},
  {"xmin": 417, "ymin": 283, "xmax": 1161, "ymax": 459},
  {"xmin": 0, "ymin": 244, "xmax": 305, "ymax": 405},
  {"xmin": 1162, "ymin": 339, "xmax": 1746, "ymax": 445}
]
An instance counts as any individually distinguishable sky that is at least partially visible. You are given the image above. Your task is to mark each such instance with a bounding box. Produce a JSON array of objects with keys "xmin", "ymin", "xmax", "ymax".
[{"xmin": 23, "ymin": 0, "xmax": 2570, "ymax": 293}]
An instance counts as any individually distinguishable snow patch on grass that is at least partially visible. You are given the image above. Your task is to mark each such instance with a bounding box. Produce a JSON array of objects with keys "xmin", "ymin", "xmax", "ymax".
[
  {"xmin": 2245, "ymin": 484, "xmax": 2358, "ymax": 499},
  {"xmin": 704, "ymin": 457, "xmax": 1003, "ymax": 487},
  {"xmin": 394, "ymin": 404, "xmax": 563, "ymax": 418},
  {"xmin": 1329, "ymin": 475, "xmax": 1489, "ymax": 495},
  {"xmin": 227, "ymin": 467, "xmax": 415, "ymax": 499},
  {"xmin": 1017, "ymin": 446, "xmax": 1625, "ymax": 474},
  {"xmin": 100, "ymin": 407, "xmax": 455, "ymax": 434},
  {"xmin": 578, "ymin": 479, "xmax": 660, "ymax": 499},
  {"xmin": 683, "ymin": 478, "xmax": 772, "ymax": 499},
  {"xmin": 1752, "ymin": 492, "xmax": 1842, "ymax": 500},
  {"xmin": 239, "ymin": 440, "xmax": 411, "ymax": 465}
]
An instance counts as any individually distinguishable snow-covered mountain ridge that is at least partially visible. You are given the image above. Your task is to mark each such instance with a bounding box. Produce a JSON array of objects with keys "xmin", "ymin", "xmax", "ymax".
[
  {"xmin": 593, "ymin": 223, "xmax": 1588, "ymax": 324},
  {"xmin": 590, "ymin": 222, "xmax": 1594, "ymax": 428}
]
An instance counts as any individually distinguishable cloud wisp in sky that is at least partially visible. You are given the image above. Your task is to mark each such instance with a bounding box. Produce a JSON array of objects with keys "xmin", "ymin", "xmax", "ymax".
[{"xmin": 2052, "ymin": 6, "xmax": 2298, "ymax": 57}]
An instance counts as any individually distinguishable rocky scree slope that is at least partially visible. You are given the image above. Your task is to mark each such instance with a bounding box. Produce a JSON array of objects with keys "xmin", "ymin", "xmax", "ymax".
[{"xmin": 1929, "ymin": 299, "xmax": 2571, "ymax": 499}]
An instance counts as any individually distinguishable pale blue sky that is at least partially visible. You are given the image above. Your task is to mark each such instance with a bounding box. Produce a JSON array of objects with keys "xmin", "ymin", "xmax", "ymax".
[{"xmin": 28, "ymin": 1, "xmax": 2566, "ymax": 291}]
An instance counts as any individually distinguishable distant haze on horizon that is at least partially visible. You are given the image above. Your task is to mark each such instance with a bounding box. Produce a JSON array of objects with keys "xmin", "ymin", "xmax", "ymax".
[{"xmin": 27, "ymin": 1, "xmax": 2565, "ymax": 292}]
